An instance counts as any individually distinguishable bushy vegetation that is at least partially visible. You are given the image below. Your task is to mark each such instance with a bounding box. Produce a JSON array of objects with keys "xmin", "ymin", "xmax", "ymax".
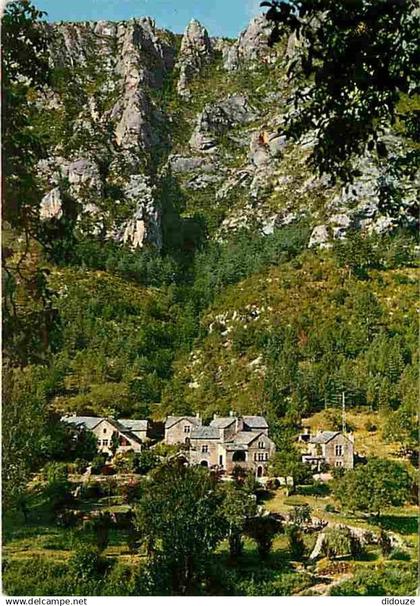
[{"xmin": 330, "ymin": 563, "xmax": 417, "ymax": 596}]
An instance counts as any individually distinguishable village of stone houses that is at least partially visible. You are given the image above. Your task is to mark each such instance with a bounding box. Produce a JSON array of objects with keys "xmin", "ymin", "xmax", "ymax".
[
  {"xmin": 5, "ymin": 403, "xmax": 418, "ymax": 596},
  {"xmin": 3, "ymin": 0, "xmax": 419, "ymax": 598}
]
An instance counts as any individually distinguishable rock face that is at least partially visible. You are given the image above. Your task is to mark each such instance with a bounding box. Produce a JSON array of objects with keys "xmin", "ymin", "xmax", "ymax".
[
  {"xmin": 223, "ymin": 16, "xmax": 274, "ymax": 71},
  {"xmin": 39, "ymin": 18, "xmax": 177, "ymax": 249},
  {"xmin": 36, "ymin": 14, "xmax": 417, "ymax": 251},
  {"xmin": 190, "ymin": 94, "xmax": 256, "ymax": 151},
  {"xmin": 119, "ymin": 175, "xmax": 161, "ymax": 250},
  {"xmin": 40, "ymin": 188, "xmax": 63, "ymax": 221},
  {"xmin": 177, "ymin": 20, "xmax": 213, "ymax": 98}
]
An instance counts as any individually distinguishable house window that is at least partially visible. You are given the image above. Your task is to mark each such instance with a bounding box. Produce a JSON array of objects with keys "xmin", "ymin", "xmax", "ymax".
[
  {"xmin": 201, "ymin": 444, "xmax": 208, "ymax": 453},
  {"xmin": 335, "ymin": 445, "xmax": 343, "ymax": 456},
  {"xmin": 258, "ymin": 441, "xmax": 265, "ymax": 449},
  {"xmin": 257, "ymin": 453, "xmax": 265, "ymax": 461},
  {"xmin": 103, "ymin": 428, "xmax": 107, "ymax": 434},
  {"xmin": 219, "ymin": 455, "xmax": 223, "ymax": 465},
  {"xmin": 184, "ymin": 425, "xmax": 191, "ymax": 433},
  {"xmin": 102, "ymin": 439, "xmax": 109, "ymax": 447},
  {"xmin": 264, "ymin": 453, "xmax": 269, "ymax": 461},
  {"xmin": 335, "ymin": 461, "xmax": 343, "ymax": 467}
]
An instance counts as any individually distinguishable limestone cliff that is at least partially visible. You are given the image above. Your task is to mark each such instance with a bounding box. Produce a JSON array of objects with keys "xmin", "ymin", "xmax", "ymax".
[{"xmin": 36, "ymin": 15, "xmax": 418, "ymax": 251}]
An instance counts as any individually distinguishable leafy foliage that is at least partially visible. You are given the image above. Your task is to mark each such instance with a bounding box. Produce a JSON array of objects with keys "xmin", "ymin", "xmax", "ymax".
[
  {"xmin": 330, "ymin": 562, "xmax": 417, "ymax": 596},
  {"xmin": 334, "ymin": 458, "xmax": 412, "ymax": 516},
  {"xmin": 322, "ymin": 526, "xmax": 363, "ymax": 559},
  {"xmin": 134, "ymin": 462, "xmax": 226, "ymax": 594},
  {"xmin": 263, "ymin": 0, "xmax": 420, "ymax": 187},
  {"xmin": 219, "ymin": 483, "xmax": 257, "ymax": 558},
  {"xmin": 2, "ymin": 0, "xmax": 51, "ymax": 229},
  {"xmin": 2, "ymin": 366, "xmax": 48, "ymax": 507},
  {"xmin": 244, "ymin": 513, "xmax": 282, "ymax": 559}
]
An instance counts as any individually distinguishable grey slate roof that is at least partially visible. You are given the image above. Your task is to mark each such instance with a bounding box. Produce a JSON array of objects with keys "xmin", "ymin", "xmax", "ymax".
[
  {"xmin": 309, "ymin": 431, "xmax": 340, "ymax": 444},
  {"xmin": 119, "ymin": 419, "xmax": 148, "ymax": 432},
  {"xmin": 229, "ymin": 431, "xmax": 262, "ymax": 445},
  {"xmin": 165, "ymin": 416, "xmax": 201, "ymax": 429},
  {"xmin": 209, "ymin": 417, "xmax": 237, "ymax": 429},
  {"xmin": 190, "ymin": 426, "xmax": 220, "ymax": 439},
  {"xmin": 63, "ymin": 416, "xmax": 145, "ymax": 445},
  {"xmin": 242, "ymin": 416, "xmax": 268, "ymax": 429},
  {"xmin": 63, "ymin": 416, "xmax": 102, "ymax": 430}
]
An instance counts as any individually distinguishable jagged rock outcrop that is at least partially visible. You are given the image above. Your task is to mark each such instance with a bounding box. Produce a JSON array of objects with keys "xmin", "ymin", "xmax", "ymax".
[
  {"xmin": 36, "ymin": 14, "xmax": 416, "ymax": 250},
  {"xmin": 118, "ymin": 175, "xmax": 161, "ymax": 250},
  {"xmin": 223, "ymin": 15, "xmax": 274, "ymax": 71},
  {"xmin": 177, "ymin": 19, "xmax": 213, "ymax": 98},
  {"xmin": 38, "ymin": 18, "xmax": 180, "ymax": 249},
  {"xmin": 190, "ymin": 94, "xmax": 256, "ymax": 151},
  {"xmin": 40, "ymin": 188, "xmax": 64, "ymax": 221}
]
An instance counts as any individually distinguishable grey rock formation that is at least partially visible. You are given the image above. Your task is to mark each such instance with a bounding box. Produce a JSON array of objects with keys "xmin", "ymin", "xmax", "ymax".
[
  {"xmin": 224, "ymin": 16, "xmax": 274, "ymax": 71},
  {"xmin": 119, "ymin": 175, "xmax": 161, "ymax": 250},
  {"xmin": 40, "ymin": 188, "xmax": 63, "ymax": 221},
  {"xmin": 309, "ymin": 225, "xmax": 330, "ymax": 248},
  {"xmin": 39, "ymin": 18, "xmax": 180, "ymax": 249},
  {"xmin": 190, "ymin": 94, "xmax": 256, "ymax": 151},
  {"xmin": 66, "ymin": 158, "xmax": 103, "ymax": 195},
  {"xmin": 36, "ymin": 14, "xmax": 415, "ymax": 251},
  {"xmin": 177, "ymin": 20, "xmax": 213, "ymax": 98},
  {"xmin": 169, "ymin": 155, "xmax": 215, "ymax": 174}
]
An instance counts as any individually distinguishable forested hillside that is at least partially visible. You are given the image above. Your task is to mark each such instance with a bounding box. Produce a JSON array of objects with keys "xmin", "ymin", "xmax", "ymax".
[{"xmin": 2, "ymin": 0, "xmax": 419, "ymax": 597}]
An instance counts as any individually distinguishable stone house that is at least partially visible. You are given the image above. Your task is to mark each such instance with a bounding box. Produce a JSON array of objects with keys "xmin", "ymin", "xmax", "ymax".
[
  {"xmin": 63, "ymin": 416, "xmax": 148, "ymax": 456},
  {"xmin": 301, "ymin": 430, "xmax": 354, "ymax": 470},
  {"xmin": 216, "ymin": 430, "xmax": 276, "ymax": 478},
  {"xmin": 166, "ymin": 414, "xmax": 276, "ymax": 477},
  {"xmin": 164, "ymin": 415, "xmax": 202, "ymax": 445}
]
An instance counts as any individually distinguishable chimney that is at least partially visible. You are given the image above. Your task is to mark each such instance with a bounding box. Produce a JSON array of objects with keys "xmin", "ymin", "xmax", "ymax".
[
  {"xmin": 229, "ymin": 410, "xmax": 234, "ymax": 417},
  {"xmin": 303, "ymin": 427, "xmax": 310, "ymax": 435},
  {"xmin": 213, "ymin": 413, "xmax": 218, "ymax": 420}
]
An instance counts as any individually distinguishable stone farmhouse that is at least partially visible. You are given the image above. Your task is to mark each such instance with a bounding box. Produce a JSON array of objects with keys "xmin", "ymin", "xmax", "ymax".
[
  {"xmin": 165, "ymin": 414, "xmax": 276, "ymax": 477},
  {"xmin": 164, "ymin": 415, "xmax": 202, "ymax": 445},
  {"xmin": 300, "ymin": 430, "xmax": 354, "ymax": 470},
  {"xmin": 63, "ymin": 416, "xmax": 149, "ymax": 456}
]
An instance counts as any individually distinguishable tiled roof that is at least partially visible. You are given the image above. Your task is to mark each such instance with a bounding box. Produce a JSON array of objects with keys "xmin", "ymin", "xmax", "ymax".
[
  {"xmin": 309, "ymin": 431, "xmax": 340, "ymax": 444},
  {"xmin": 190, "ymin": 426, "xmax": 220, "ymax": 439},
  {"xmin": 63, "ymin": 416, "xmax": 144, "ymax": 445},
  {"xmin": 229, "ymin": 431, "xmax": 262, "ymax": 445},
  {"xmin": 119, "ymin": 419, "xmax": 148, "ymax": 432},
  {"xmin": 63, "ymin": 416, "xmax": 102, "ymax": 430},
  {"xmin": 102, "ymin": 419, "xmax": 144, "ymax": 445},
  {"xmin": 209, "ymin": 417, "xmax": 237, "ymax": 429},
  {"xmin": 242, "ymin": 416, "xmax": 268, "ymax": 429},
  {"xmin": 165, "ymin": 416, "xmax": 202, "ymax": 429}
]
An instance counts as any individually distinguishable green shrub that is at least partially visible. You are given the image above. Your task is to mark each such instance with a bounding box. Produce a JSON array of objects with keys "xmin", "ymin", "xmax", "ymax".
[
  {"xmin": 389, "ymin": 548, "xmax": 411, "ymax": 561},
  {"xmin": 330, "ymin": 563, "xmax": 417, "ymax": 596},
  {"xmin": 91, "ymin": 454, "xmax": 107, "ymax": 474},
  {"xmin": 69, "ymin": 543, "xmax": 108, "ymax": 581},
  {"xmin": 322, "ymin": 526, "xmax": 363, "ymax": 559},
  {"xmin": 287, "ymin": 525, "xmax": 306, "ymax": 561}
]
